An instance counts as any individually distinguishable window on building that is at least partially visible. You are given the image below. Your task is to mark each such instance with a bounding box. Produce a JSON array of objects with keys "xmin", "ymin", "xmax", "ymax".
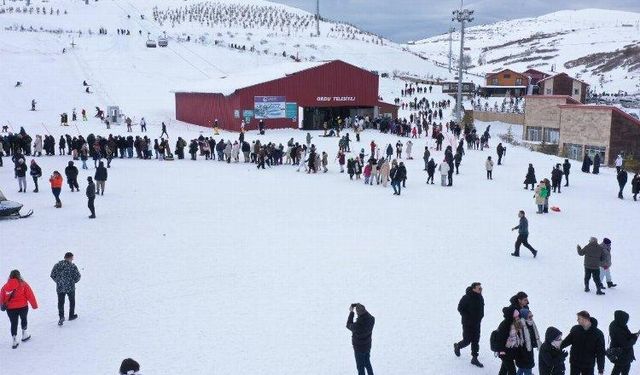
[
  {"xmin": 563, "ymin": 143, "xmax": 583, "ymax": 161},
  {"xmin": 527, "ymin": 127, "xmax": 542, "ymax": 142},
  {"xmin": 546, "ymin": 88, "xmax": 552, "ymax": 94},
  {"xmin": 585, "ymin": 145, "xmax": 606, "ymax": 163},
  {"xmin": 492, "ymin": 78, "xmax": 498, "ymax": 85},
  {"xmin": 504, "ymin": 74, "xmax": 511, "ymax": 79},
  {"xmin": 574, "ymin": 88, "xmax": 579, "ymax": 95},
  {"xmin": 515, "ymin": 78, "xmax": 523, "ymax": 86},
  {"xmin": 543, "ymin": 128, "xmax": 560, "ymax": 143}
]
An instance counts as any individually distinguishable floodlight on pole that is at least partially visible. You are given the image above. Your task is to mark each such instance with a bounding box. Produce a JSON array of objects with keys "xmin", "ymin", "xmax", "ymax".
[{"xmin": 452, "ymin": 7, "xmax": 474, "ymax": 125}]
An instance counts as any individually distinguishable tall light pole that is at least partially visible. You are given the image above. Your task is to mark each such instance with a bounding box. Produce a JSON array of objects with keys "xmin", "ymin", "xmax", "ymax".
[
  {"xmin": 452, "ymin": 7, "xmax": 474, "ymax": 125},
  {"xmin": 315, "ymin": 0, "xmax": 320, "ymax": 37},
  {"xmin": 447, "ymin": 26, "xmax": 455, "ymax": 73}
]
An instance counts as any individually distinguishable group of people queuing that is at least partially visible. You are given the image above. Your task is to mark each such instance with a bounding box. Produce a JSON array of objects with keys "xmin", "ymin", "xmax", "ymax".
[{"xmin": 454, "ymin": 286, "xmax": 638, "ymax": 375}]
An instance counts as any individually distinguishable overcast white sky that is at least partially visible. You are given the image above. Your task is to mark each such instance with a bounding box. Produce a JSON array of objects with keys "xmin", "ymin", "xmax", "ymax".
[{"xmin": 272, "ymin": 0, "xmax": 640, "ymax": 42}]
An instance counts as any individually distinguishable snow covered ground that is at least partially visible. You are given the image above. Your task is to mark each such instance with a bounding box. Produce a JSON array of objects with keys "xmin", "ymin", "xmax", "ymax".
[
  {"xmin": 2, "ymin": 119, "xmax": 640, "ymax": 375},
  {"xmin": 2, "ymin": 1, "xmax": 640, "ymax": 374}
]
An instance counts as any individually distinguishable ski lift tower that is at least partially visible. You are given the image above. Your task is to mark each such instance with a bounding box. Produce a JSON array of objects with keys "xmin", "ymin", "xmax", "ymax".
[
  {"xmin": 452, "ymin": 4, "xmax": 474, "ymax": 125},
  {"xmin": 315, "ymin": 0, "xmax": 320, "ymax": 36}
]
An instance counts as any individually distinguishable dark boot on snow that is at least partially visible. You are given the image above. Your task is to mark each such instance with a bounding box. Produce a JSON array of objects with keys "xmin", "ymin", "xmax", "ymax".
[
  {"xmin": 471, "ymin": 357, "xmax": 484, "ymax": 368},
  {"xmin": 453, "ymin": 343, "xmax": 460, "ymax": 357}
]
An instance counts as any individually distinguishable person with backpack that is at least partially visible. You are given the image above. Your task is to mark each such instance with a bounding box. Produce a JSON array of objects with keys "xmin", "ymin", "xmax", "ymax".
[
  {"xmin": 608, "ymin": 310, "xmax": 639, "ymax": 375},
  {"xmin": 1, "ymin": 270, "xmax": 38, "ymax": 349},
  {"xmin": 454, "ymin": 282, "xmax": 485, "ymax": 368},
  {"xmin": 561, "ymin": 311, "xmax": 605, "ymax": 375},
  {"xmin": 538, "ymin": 327, "xmax": 567, "ymax": 375},
  {"xmin": 493, "ymin": 305, "xmax": 523, "ymax": 375},
  {"xmin": 50, "ymin": 252, "xmax": 81, "ymax": 326},
  {"xmin": 346, "ymin": 303, "xmax": 375, "ymax": 375},
  {"xmin": 577, "ymin": 237, "xmax": 605, "ymax": 295}
]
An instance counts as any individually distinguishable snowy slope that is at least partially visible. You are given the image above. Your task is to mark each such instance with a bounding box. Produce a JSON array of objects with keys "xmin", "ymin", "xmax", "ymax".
[{"xmin": 406, "ymin": 9, "xmax": 640, "ymax": 93}]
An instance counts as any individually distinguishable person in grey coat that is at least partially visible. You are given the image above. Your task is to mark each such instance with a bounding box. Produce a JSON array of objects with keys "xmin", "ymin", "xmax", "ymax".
[
  {"xmin": 50, "ymin": 252, "xmax": 81, "ymax": 325},
  {"xmin": 599, "ymin": 238, "xmax": 616, "ymax": 289},
  {"xmin": 577, "ymin": 238, "xmax": 605, "ymax": 295}
]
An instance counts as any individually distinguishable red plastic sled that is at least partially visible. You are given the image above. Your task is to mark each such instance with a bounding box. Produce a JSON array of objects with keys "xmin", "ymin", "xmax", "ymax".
[{"xmin": 551, "ymin": 206, "xmax": 561, "ymax": 212}]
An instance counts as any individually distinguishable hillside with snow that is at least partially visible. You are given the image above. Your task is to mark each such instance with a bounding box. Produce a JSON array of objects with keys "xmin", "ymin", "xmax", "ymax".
[
  {"xmin": 406, "ymin": 9, "xmax": 640, "ymax": 94},
  {"xmin": 0, "ymin": 0, "xmax": 454, "ymax": 128}
]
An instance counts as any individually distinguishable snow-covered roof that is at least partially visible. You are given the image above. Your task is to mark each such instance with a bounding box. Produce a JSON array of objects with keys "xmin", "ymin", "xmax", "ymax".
[{"xmin": 174, "ymin": 61, "xmax": 329, "ymax": 96}]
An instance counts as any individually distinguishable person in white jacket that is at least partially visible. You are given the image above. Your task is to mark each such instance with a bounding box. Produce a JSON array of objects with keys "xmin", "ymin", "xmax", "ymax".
[
  {"xmin": 486, "ymin": 156, "xmax": 494, "ymax": 180},
  {"xmin": 615, "ymin": 154, "xmax": 623, "ymax": 173},
  {"xmin": 439, "ymin": 160, "xmax": 450, "ymax": 186},
  {"xmin": 406, "ymin": 140, "xmax": 413, "ymax": 160}
]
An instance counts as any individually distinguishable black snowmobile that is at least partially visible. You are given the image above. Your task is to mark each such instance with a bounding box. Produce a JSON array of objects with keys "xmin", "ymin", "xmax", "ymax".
[{"xmin": 0, "ymin": 189, "xmax": 33, "ymax": 219}]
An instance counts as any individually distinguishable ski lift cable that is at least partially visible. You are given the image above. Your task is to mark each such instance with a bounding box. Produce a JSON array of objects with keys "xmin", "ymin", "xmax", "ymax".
[{"xmin": 116, "ymin": 0, "xmax": 227, "ymax": 76}]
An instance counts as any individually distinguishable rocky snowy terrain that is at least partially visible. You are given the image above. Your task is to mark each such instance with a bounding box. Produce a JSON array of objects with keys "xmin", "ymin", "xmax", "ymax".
[{"xmin": 407, "ymin": 9, "xmax": 640, "ymax": 94}]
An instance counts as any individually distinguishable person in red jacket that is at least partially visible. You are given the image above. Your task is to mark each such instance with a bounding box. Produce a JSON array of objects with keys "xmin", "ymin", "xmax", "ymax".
[
  {"xmin": 49, "ymin": 170, "xmax": 63, "ymax": 208},
  {"xmin": 1, "ymin": 270, "xmax": 38, "ymax": 349}
]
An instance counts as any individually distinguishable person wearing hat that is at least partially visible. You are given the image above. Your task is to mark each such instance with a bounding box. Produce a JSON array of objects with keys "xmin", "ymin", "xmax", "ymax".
[
  {"xmin": 577, "ymin": 238, "xmax": 605, "ymax": 295},
  {"xmin": 538, "ymin": 327, "xmax": 567, "ymax": 375},
  {"xmin": 495, "ymin": 305, "xmax": 523, "ymax": 375},
  {"xmin": 599, "ymin": 238, "xmax": 616, "ymax": 289},
  {"xmin": 609, "ymin": 310, "xmax": 639, "ymax": 375},
  {"xmin": 454, "ymin": 282, "xmax": 485, "ymax": 368},
  {"xmin": 86, "ymin": 177, "xmax": 96, "ymax": 218},
  {"xmin": 346, "ymin": 303, "xmax": 375, "ymax": 375},
  {"xmin": 119, "ymin": 358, "xmax": 141, "ymax": 375}
]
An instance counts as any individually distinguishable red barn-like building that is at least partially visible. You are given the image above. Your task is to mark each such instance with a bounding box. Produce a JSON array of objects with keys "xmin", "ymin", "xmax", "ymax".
[{"xmin": 175, "ymin": 60, "xmax": 397, "ymax": 132}]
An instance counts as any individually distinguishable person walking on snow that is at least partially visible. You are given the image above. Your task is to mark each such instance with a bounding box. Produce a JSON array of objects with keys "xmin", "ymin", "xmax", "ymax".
[
  {"xmin": 14, "ymin": 158, "xmax": 27, "ymax": 192},
  {"xmin": 563, "ymin": 159, "xmax": 571, "ymax": 187},
  {"xmin": 524, "ymin": 164, "xmax": 536, "ymax": 190},
  {"xmin": 497, "ymin": 143, "xmax": 505, "ymax": 165},
  {"xmin": 439, "ymin": 160, "xmax": 450, "ymax": 187},
  {"xmin": 405, "ymin": 140, "xmax": 413, "ymax": 160},
  {"xmin": 486, "ymin": 156, "xmax": 494, "ymax": 180},
  {"xmin": 426, "ymin": 158, "xmax": 436, "ymax": 184},
  {"xmin": 454, "ymin": 282, "xmax": 485, "ymax": 368},
  {"xmin": 50, "ymin": 252, "xmax": 81, "ymax": 326},
  {"xmin": 617, "ymin": 169, "xmax": 628, "ymax": 199},
  {"xmin": 49, "ymin": 170, "xmax": 63, "ymax": 208},
  {"xmin": 160, "ymin": 122, "xmax": 168, "ymax": 138},
  {"xmin": 86, "ymin": 177, "xmax": 96, "ymax": 218},
  {"xmin": 511, "ymin": 210, "xmax": 537, "ymax": 258},
  {"xmin": 95, "ymin": 161, "xmax": 107, "ymax": 195},
  {"xmin": 599, "ymin": 238, "xmax": 616, "ymax": 289},
  {"xmin": 608, "ymin": 310, "xmax": 639, "ymax": 375},
  {"xmin": 560, "ymin": 311, "xmax": 605, "ymax": 375},
  {"xmin": 632, "ymin": 173, "xmax": 640, "ymax": 201},
  {"xmin": 1, "ymin": 270, "xmax": 38, "ymax": 349},
  {"xmin": 346, "ymin": 303, "xmax": 375, "ymax": 375},
  {"xmin": 577, "ymin": 237, "xmax": 605, "ymax": 295},
  {"xmin": 64, "ymin": 161, "xmax": 79, "ymax": 192}
]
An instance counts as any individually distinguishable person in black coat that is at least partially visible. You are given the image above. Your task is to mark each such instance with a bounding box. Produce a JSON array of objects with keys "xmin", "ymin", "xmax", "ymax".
[
  {"xmin": 496, "ymin": 305, "xmax": 520, "ymax": 375},
  {"xmin": 64, "ymin": 161, "xmax": 79, "ymax": 192},
  {"xmin": 86, "ymin": 177, "xmax": 96, "ymax": 218},
  {"xmin": 560, "ymin": 311, "xmax": 605, "ymax": 375},
  {"xmin": 632, "ymin": 173, "xmax": 640, "ymax": 201},
  {"xmin": 609, "ymin": 310, "xmax": 639, "ymax": 375},
  {"xmin": 617, "ymin": 170, "xmax": 628, "ymax": 199},
  {"xmin": 497, "ymin": 143, "xmax": 505, "ymax": 165},
  {"xmin": 581, "ymin": 154, "xmax": 592, "ymax": 173},
  {"xmin": 29, "ymin": 159, "xmax": 42, "ymax": 193},
  {"xmin": 562, "ymin": 159, "xmax": 571, "ymax": 187},
  {"xmin": 592, "ymin": 153, "xmax": 601, "ymax": 174},
  {"xmin": 445, "ymin": 146, "xmax": 454, "ymax": 186},
  {"xmin": 426, "ymin": 158, "xmax": 436, "ymax": 184},
  {"xmin": 454, "ymin": 282, "xmax": 485, "ymax": 367},
  {"xmin": 346, "ymin": 303, "xmax": 375, "ymax": 375},
  {"xmin": 524, "ymin": 164, "xmax": 536, "ymax": 190},
  {"xmin": 94, "ymin": 161, "xmax": 107, "ymax": 195},
  {"xmin": 398, "ymin": 161, "xmax": 407, "ymax": 188},
  {"xmin": 539, "ymin": 326, "xmax": 567, "ymax": 375},
  {"xmin": 551, "ymin": 165, "xmax": 563, "ymax": 193}
]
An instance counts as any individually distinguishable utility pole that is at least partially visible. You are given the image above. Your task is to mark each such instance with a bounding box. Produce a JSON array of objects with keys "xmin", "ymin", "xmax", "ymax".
[
  {"xmin": 452, "ymin": 6, "xmax": 474, "ymax": 125},
  {"xmin": 316, "ymin": 0, "xmax": 320, "ymax": 37},
  {"xmin": 448, "ymin": 27, "xmax": 455, "ymax": 73}
]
